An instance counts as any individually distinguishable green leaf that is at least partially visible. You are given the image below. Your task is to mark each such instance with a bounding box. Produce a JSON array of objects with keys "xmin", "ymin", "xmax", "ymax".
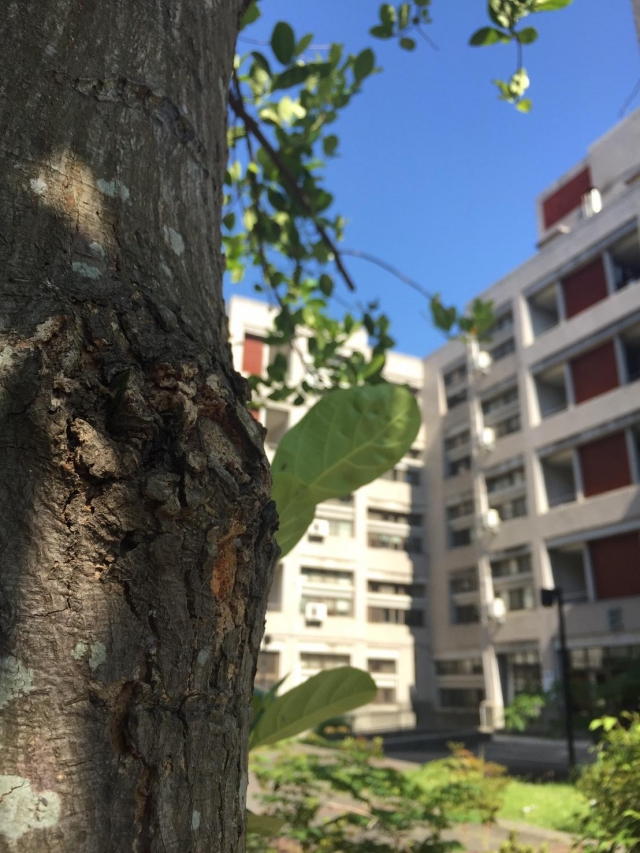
[
  {"xmin": 323, "ymin": 134, "xmax": 339, "ymax": 156},
  {"xmin": 534, "ymin": 0, "xmax": 573, "ymax": 10},
  {"xmin": 399, "ymin": 37, "xmax": 416, "ymax": 51},
  {"xmin": 240, "ymin": 1, "xmax": 260, "ymax": 31},
  {"xmin": 271, "ymin": 22, "xmax": 295, "ymax": 65},
  {"xmin": 370, "ymin": 24, "xmax": 393, "ymax": 38},
  {"xmin": 398, "ymin": 3, "xmax": 411, "ymax": 29},
  {"xmin": 249, "ymin": 667, "xmax": 377, "ymax": 749},
  {"xmin": 247, "ymin": 811, "xmax": 286, "ymax": 836},
  {"xmin": 516, "ymin": 26, "xmax": 538, "ymax": 44},
  {"xmin": 354, "ymin": 48, "xmax": 375, "ymax": 81},
  {"xmin": 516, "ymin": 97, "xmax": 532, "ymax": 113},
  {"xmin": 379, "ymin": 3, "xmax": 397, "ymax": 25},
  {"xmin": 469, "ymin": 26, "xmax": 511, "ymax": 46},
  {"xmin": 430, "ymin": 296, "xmax": 457, "ymax": 333},
  {"xmin": 296, "ymin": 33, "xmax": 313, "ymax": 55},
  {"xmin": 271, "ymin": 383, "xmax": 420, "ymax": 556}
]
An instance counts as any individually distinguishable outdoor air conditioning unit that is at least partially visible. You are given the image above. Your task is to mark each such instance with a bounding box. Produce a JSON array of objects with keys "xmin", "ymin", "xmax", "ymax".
[
  {"xmin": 305, "ymin": 602, "xmax": 327, "ymax": 623},
  {"xmin": 472, "ymin": 349, "xmax": 493, "ymax": 375},
  {"xmin": 478, "ymin": 508, "xmax": 501, "ymax": 536},
  {"xmin": 478, "ymin": 427, "xmax": 496, "ymax": 453},
  {"xmin": 308, "ymin": 519, "xmax": 330, "ymax": 539},
  {"xmin": 488, "ymin": 596, "xmax": 507, "ymax": 625},
  {"xmin": 581, "ymin": 188, "xmax": 602, "ymax": 219}
]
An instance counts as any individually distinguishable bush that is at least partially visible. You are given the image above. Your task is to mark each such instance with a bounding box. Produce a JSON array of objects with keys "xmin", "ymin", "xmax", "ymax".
[
  {"xmin": 503, "ymin": 694, "xmax": 545, "ymax": 733},
  {"xmin": 249, "ymin": 737, "xmax": 506, "ymax": 852},
  {"xmin": 576, "ymin": 712, "xmax": 640, "ymax": 853}
]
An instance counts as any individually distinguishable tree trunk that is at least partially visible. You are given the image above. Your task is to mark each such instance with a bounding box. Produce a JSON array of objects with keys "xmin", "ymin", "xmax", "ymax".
[{"xmin": 0, "ymin": 2, "xmax": 278, "ymax": 850}]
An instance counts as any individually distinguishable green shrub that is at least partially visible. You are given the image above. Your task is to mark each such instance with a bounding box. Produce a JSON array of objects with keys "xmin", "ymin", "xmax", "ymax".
[
  {"xmin": 576, "ymin": 712, "xmax": 640, "ymax": 853},
  {"xmin": 503, "ymin": 694, "xmax": 545, "ymax": 733}
]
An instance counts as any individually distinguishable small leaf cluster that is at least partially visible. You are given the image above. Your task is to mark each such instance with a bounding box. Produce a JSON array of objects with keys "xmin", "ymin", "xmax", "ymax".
[
  {"xmin": 369, "ymin": 1, "xmax": 433, "ymax": 52},
  {"xmin": 470, "ymin": 0, "xmax": 574, "ymax": 111},
  {"xmin": 226, "ymin": 8, "xmax": 389, "ymax": 404},
  {"xmin": 430, "ymin": 294, "xmax": 496, "ymax": 341}
]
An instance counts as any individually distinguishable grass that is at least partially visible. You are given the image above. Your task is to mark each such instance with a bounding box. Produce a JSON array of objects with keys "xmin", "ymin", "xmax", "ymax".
[
  {"xmin": 411, "ymin": 762, "xmax": 589, "ymax": 834},
  {"xmin": 497, "ymin": 779, "xmax": 588, "ymax": 833}
]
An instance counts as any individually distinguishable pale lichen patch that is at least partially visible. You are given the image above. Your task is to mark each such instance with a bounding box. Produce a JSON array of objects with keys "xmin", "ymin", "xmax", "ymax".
[
  {"xmin": 0, "ymin": 657, "xmax": 34, "ymax": 710},
  {"xmin": 89, "ymin": 241, "xmax": 106, "ymax": 258},
  {"xmin": 29, "ymin": 177, "xmax": 47, "ymax": 196},
  {"xmin": 196, "ymin": 648, "xmax": 211, "ymax": 666},
  {"xmin": 163, "ymin": 226, "xmax": 185, "ymax": 256},
  {"xmin": 72, "ymin": 642, "xmax": 88, "ymax": 660},
  {"xmin": 0, "ymin": 775, "xmax": 61, "ymax": 847},
  {"xmin": 72, "ymin": 262, "xmax": 102, "ymax": 280},
  {"xmin": 88, "ymin": 642, "xmax": 107, "ymax": 671},
  {"xmin": 191, "ymin": 809, "xmax": 201, "ymax": 831},
  {"xmin": 96, "ymin": 178, "xmax": 130, "ymax": 201}
]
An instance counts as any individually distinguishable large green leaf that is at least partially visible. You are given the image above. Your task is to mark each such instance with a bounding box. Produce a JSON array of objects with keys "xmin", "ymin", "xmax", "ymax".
[
  {"xmin": 271, "ymin": 383, "xmax": 420, "ymax": 556},
  {"xmin": 250, "ymin": 667, "xmax": 377, "ymax": 749},
  {"xmin": 247, "ymin": 811, "xmax": 286, "ymax": 836},
  {"xmin": 271, "ymin": 22, "xmax": 295, "ymax": 65}
]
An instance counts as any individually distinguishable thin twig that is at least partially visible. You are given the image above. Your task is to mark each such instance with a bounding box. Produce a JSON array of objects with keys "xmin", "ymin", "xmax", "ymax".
[
  {"xmin": 340, "ymin": 248, "xmax": 433, "ymax": 301},
  {"xmin": 416, "ymin": 24, "xmax": 439, "ymax": 51},
  {"xmin": 228, "ymin": 87, "xmax": 356, "ymax": 292}
]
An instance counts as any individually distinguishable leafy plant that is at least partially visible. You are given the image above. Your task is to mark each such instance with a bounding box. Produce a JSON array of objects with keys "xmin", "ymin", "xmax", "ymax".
[
  {"xmin": 496, "ymin": 830, "xmax": 549, "ymax": 853},
  {"xmin": 250, "ymin": 736, "xmax": 485, "ymax": 852},
  {"xmin": 503, "ymin": 693, "xmax": 546, "ymax": 733},
  {"xmin": 575, "ymin": 713, "xmax": 640, "ymax": 853}
]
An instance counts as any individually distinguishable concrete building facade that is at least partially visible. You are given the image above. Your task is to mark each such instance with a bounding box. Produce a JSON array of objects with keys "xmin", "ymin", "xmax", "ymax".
[
  {"xmin": 227, "ymin": 296, "xmax": 430, "ymax": 731},
  {"xmin": 422, "ymin": 109, "xmax": 640, "ymax": 728}
]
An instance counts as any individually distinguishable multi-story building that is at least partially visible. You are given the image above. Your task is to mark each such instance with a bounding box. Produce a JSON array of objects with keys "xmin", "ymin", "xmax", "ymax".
[
  {"xmin": 423, "ymin": 108, "xmax": 640, "ymax": 729},
  {"xmin": 227, "ymin": 296, "xmax": 430, "ymax": 731}
]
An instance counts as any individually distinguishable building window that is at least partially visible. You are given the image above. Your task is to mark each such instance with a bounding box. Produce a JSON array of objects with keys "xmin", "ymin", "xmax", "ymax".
[
  {"xmin": 562, "ymin": 256, "xmax": 608, "ymax": 320},
  {"xmin": 570, "ymin": 340, "xmax": 620, "ymax": 405},
  {"xmin": 493, "ymin": 496, "xmax": 527, "ymax": 521},
  {"xmin": 373, "ymin": 687, "xmax": 397, "ymax": 704},
  {"xmin": 448, "ymin": 456, "xmax": 471, "ymax": 478},
  {"xmin": 436, "ymin": 658, "xmax": 483, "ymax": 676},
  {"xmin": 452, "ymin": 603, "xmax": 480, "ymax": 625},
  {"xmin": 495, "ymin": 413, "xmax": 521, "ymax": 438},
  {"xmin": 368, "ymin": 532, "xmax": 423, "ymax": 553},
  {"xmin": 444, "ymin": 429, "xmax": 471, "ymax": 451},
  {"xmin": 541, "ymin": 166, "xmax": 592, "ymax": 229},
  {"xmin": 368, "ymin": 581, "xmax": 425, "ymax": 596},
  {"xmin": 490, "ymin": 310, "xmax": 514, "ymax": 336},
  {"xmin": 446, "ymin": 498, "xmax": 475, "ymax": 520},
  {"xmin": 579, "ymin": 432, "xmax": 631, "ymax": 498},
  {"xmin": 450, "ymin": 528, "xmax": 473, "ymax": 548},
  {"xmin": 491, "ymin": 553, "xmax": 531, "ymax": 578},
  {"xmin": 368, "ymin": 658, "xmax": 398, "ymax": 674},
  {"xmin": 300, "ymin": 652, "xmax": 350, "ymax": 671},
  {"xmin": 264, "ymin": 408, "xmax": 289, "ymax": 446},
  {"xmin": 447, "ymin": 388, "xmax": 468, "ymax": 410},
  {"xmin": 439, "ymin": 688, "xmax": 485, "ymax": 709},
  {"xmin": 449, "ymin": 568, "xmax": 479, "ymax": 594},
  {"xmin": 497, "ymin": 586, "xmax": 535, "ymax": 612},
  {"xmin": 328, "ymin": 519, "xmax": 355, "ymax": 538},
  {"xmin": 242, "ymin": 333, "xmax": 265, "ymax": 374},
  {"xmin": 301, "ymin": 568, "xmax": 353, "ymax": 587},
  {"xmin": 589, "ymin": 531, "xmax": 640, "ymax": 600},
  {"xmin": 300, "ymin": 595, "xmax": 353, "ymax": 617},
  {"xmin": 256, "ymin": 651, "xmax": 280, "ymax": 690},
  {"xmin": 367, "ymin": 607, "xmax": 424, "ymax": 626},
  {"xmin": 491, "ymin": 338, "xmax": 516, "ymax": 362},
  {"xmin": 444, "ymin": 363, "xmax": 467, "ymax": 387},
  {"xmin": 482, "ymin": 386, "xmax": 519, "ymax": 415},
  {"xmin": 368, "ymin": 509, "xmax": 422, "ymax": 526},
  {"xmin": 486, "ymin": 467, "xmax": 525, "ymax": 494}
]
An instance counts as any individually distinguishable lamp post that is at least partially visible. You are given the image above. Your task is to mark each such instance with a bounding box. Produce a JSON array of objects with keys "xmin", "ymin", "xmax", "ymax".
[{"xmin": 541, "ymin": 587, "xmax": 576, "ymax": 769}]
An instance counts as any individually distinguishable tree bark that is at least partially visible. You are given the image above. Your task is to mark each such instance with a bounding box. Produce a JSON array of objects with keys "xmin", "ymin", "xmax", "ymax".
[{"xmin": 0, "ymin": 2, "xmax": 278, "ymax": 850}]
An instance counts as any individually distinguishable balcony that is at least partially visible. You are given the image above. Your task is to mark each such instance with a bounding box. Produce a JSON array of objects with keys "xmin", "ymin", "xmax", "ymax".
[
  {"xmin": 528, "ymin": 283, "xmax": 560, "ymax": 338},
  {"xmin": 535, "ymin": 363, "xmax": 568, "ymax": 419},
  {"xmin": 548, "ymin": 544, "xmax": 589, "ymax": 603},
  {"xmin": 609, "ymin": 229, "xmax": 640, "ymax": 292},
  {"xmin": 541, "ymin": 449, "xmax": 577, "ymax": 508}
]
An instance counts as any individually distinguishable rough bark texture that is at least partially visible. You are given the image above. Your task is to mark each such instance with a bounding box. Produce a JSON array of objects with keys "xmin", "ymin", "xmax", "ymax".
[{"xmin": 0, "ymin": 2, "xmax": 278, "ymax": 851}]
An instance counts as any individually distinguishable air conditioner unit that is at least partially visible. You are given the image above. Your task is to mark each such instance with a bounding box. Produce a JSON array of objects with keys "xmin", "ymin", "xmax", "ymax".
[
  {"xmin": 305, "ymin": 602, "xmax": 327, "ymax": 623},
  {"xmin": 479, "ymin": 427, "xmax": 496, "ymax": 452},
  {"xmin": 581, "ymin": 188, "xmax": 602, "ymax": 218},
  {"xmin": 472, "ymin": 349, "xmax": 493, "ymax": 375},
  {"xmin": 308, "ymin": 519, "xmax": 330, "ymax": 539},
  {"xmin": 478, "ymin": 508, "xmax": 501, "ymax": 535},
  {"xmin": 488, "ymin": 596, "xmax": 507, "ymax": 624}
]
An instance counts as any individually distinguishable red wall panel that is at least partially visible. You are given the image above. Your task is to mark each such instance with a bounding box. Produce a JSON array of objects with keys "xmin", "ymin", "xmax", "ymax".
[
  {"xmin": 542, "ymin": 167, "xmax": 592, "ymax": 229},
  {"xmin": 579, "ymin": 432, "xmax": 631, "ymax": 497},
  {"xmin": 561, "ymin": 256, "xmax": 608, "ymax": 319},
  {"xmin": 570, "ymin": 341, "xmax": 619, "ymax": 405},
  {"xmin": 590, "ymin": 532, "xmax": 640, "ymax": 600},
  {"xmin": 242, "ymin": 334, "xmax": 264, "ymax": 374}
]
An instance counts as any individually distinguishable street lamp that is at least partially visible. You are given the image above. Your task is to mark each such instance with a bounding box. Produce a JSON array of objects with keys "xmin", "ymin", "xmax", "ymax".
[{"xmin": 541, "ymin": 588, "xmax": 576, "ymax": 769}]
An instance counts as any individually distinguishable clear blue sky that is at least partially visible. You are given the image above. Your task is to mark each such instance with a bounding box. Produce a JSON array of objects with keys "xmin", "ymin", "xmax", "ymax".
[{"xmin": 226, "ymin": 0, "xmax": 639, "ymax": 357}]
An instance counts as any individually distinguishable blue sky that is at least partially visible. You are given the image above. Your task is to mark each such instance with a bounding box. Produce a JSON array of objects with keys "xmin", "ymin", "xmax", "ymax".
[{"xmin": 226, "ymin": 0, "xmax": 639, "ymax": 357}]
